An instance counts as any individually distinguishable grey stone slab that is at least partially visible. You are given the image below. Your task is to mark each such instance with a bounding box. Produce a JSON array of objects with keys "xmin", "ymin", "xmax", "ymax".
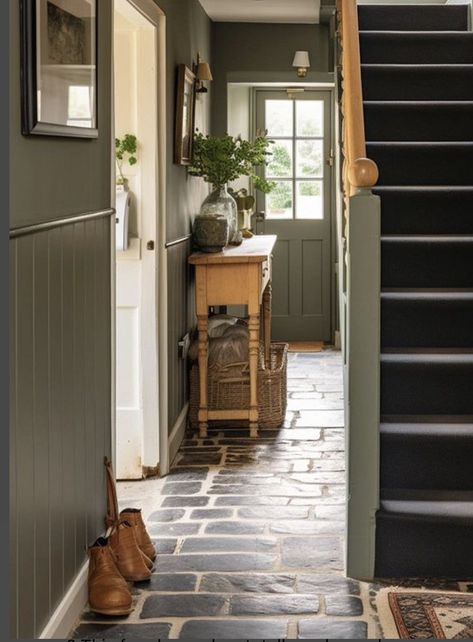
[
  {"xmin": 297, "ymin": 574, "xmax": 360, "ymax": 595},
  {"xmin": 166, "ymin": 467, "xmax": 210, "ymax": 480},
  {"xmin": 149, "ymin": 522, "xmax": 200, "ymax": 537},
  {"xmin": 270, "ymin": 428, "xmax": 322, "ymax": 441},
  {"xmin": 175, "ymin": 453, "xmax": 223, "ymax": 465},
  {"xmin": 212, "ymin": 475, "xmax": 282, "ymax": 485},
  {"xmin": 296, "ymin": 411, "xmax": 345, "ymax": 427},
  {"xmin": 205, "ymin": 520, "xmax": 265, "ymax": 535},
  {"xmin": 189, "ymin": 508, "xmax": 233, "ymax": 520},
  {"xmin": 200, "ymin": 573, "xmax": 296, "ymax": 594},
  {"xmin": 230, "ymin": 594, "xmax": 319, "ymax": 615},
  {"xmin": 180, "ymin": 537, "xmax": 277, "ymax": 553},
  {"xmin": 152, "ymin": 538, "xmax": 178, "ymax": 554},
  {"xmin": 148, "ymin": 509, "xmax": 186, "ymax": 522},
  {"xmin": 141, "ymin": 594, "xmax": 228, "ymax": 618},
  {"xmin": 288, "ymin": 398, "xmax": 344, "ymax": 411},
  {"xmin": 161, "ymin": 496, "xmax": 210, "ymax": 508},
  {"xmin": 315, "ymin": 504, "xmax": 346, "ymax": 520},
  {"xmin": 270, "ymin": 520, "xmax": 344, "ymax": 535},
  {"xmin": 179, "ymin": 619, "xmax": 288, "ymax": 639},
  {"xmin": 237, "ymin": 506, "xmax": 310, "ymax": 520},
  {"xmin": 208, "ymin": 484, "xmax": 323, "ymax": 497},
  {"xmin": 161, "ymin": 482, "xmax": 202, "ymax": 495},
  {"xmin": 298, "ymin": 619, "xmax": 368, "ymax": 639},
  {"xmin": 325, "ymin": 595, "xmax": 364, "ymax": 616},
  {"xmin": 282, "ymin": 536, "xmax": 343, "ymax": 571},
  {"xmin": 155, "ymin": 553, "xmax": 277, "ymax": 573},
  {"xmin": 137, "ymin": 573, "xmax": 198, "ymax": 592},
  {"xmin": 214, "ymin": 495, "xmax": 291, "ymax": 506},
  {"xmin": 73, "ymin": 623, "xmax": 172, "ymax": 639}
]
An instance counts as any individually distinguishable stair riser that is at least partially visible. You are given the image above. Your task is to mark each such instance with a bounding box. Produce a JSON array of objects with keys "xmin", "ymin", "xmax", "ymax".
[
  {"xmin": 381, "ymin": 297, "xmax": 473, "ymax": 348},
  {"xmin": 382, "ymin": 240, "xmax": 473, "ymax": 288},
  {"xmin": 362, "ymin": 66, "xmax": 473, "ymax": 101},
  {"xmin": 365, "ymin": 104, "xmax": 473, "ymax": 142},
  {"xmin": 375, "ymin": 513, "xmax": 473, "ymax": 578},
  {"xmin": 381, "ymin": 361, "xmax": 473, "ymax": 415},
  {"xmin": 360, "ymin": 32, "xmax": 473, "ymax": 64},
  {"xmin": 376, "ymin": 189, "xmax": 473, "ymax": 235},
  {"xmin": 381, "ymin": 434, "xmax": 473, "ymax": 490},
  {"xmin": 358, "ymin": 5, "xmax": 469, "ymax": 32},
  {"xmin": 368, "ymin": 144, "xmax": 473, "ymax": 186}
]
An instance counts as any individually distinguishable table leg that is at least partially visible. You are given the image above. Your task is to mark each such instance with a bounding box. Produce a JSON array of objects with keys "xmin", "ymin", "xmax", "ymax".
[
  {"xmin": 248, "ymin": 312, "xmax": 260, "ymax": 438},
  {"xmin": 263, "ymin": 282, "xmax": 272, "ymax": 369},
  {"xmin": 197, "ymin": 315, "xmax": 209, "ymax": 438}
]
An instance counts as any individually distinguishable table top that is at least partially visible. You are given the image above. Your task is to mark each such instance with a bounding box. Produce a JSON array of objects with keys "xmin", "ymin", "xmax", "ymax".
[{"xmin": 188, "ymin": 235, "xmax": 277, "ymax": 265}]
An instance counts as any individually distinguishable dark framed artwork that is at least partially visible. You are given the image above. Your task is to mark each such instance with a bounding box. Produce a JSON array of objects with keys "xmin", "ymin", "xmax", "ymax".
[
  {"xmin": 174, "ymin": 64, "xmax": 196, "ymax": 165},
  {"xmin": 20, "ymin": 0, "xmax": 98, "ymax": 138}
]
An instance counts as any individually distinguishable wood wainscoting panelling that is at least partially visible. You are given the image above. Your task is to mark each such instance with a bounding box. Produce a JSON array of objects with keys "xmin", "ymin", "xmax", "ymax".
[
  {"xmin": 167, "ymin": 237, "xmax": 195, "ymax": 435},
  {"xmin": 9, "ymin": 214, "xmax": 112, "ymax": 639}
]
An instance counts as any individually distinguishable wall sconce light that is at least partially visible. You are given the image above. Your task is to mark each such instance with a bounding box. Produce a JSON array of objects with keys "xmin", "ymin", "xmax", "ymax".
[
  {"xmin": 292, "ymin": 50, "xmax": 311, "ymax": 78},
  {"xmin": 195, "ymin": 52, "xmax": 213, "ymax": 93}
]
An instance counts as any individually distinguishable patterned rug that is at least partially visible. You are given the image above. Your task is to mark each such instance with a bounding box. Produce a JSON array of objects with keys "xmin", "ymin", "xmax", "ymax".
[{"xmin": 377, "ymin": 588, "xmax": 473, "ymax": 639}]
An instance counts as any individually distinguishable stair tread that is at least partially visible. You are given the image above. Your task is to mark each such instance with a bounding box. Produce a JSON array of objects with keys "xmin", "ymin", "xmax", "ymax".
[
  {"xmin": 358, "ymin": 4, "xmax": 469, "ymax": 32},
  {"xmin": 381, "ymin": 422, "xmax": 473, "ymax": 436},
  {"xmin": 381, "ymin": 235, "xmax": 473, "ymax": 241},
  {"xmin": 382, "ymin": 290, "xmax": 473, "ymax": 298},
  {"xmin": 380, "ymin": 489, "xmax": 473, "ymax": 520},
  {"xmin": 382, "ymin": 352, "xmax": 473, "ymax": 362}
]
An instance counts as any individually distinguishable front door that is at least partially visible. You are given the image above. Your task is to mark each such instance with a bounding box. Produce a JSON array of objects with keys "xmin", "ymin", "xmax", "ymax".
[{"xmin": 255, "ymin": 90, "xmax": 333, "ymax": 342}]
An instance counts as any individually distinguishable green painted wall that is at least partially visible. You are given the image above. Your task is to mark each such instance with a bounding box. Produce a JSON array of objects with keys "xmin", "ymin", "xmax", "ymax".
[{"xmin": 211, "ymin": 22, "xmax": 331, "ymax": 134}]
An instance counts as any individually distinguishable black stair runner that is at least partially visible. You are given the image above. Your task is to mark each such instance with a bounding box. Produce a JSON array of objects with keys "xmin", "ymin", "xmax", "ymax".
[{"xmin": 358, "ymin": 3, "xmax": 473, "ymax": 578}]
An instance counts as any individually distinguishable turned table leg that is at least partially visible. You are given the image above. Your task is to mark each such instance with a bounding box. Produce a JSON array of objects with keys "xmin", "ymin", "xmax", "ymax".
[
  {"xmin": 197, "ymin": 314, "xmax": 209, "ymax": 438},
  {"xmin": 263, "ymin": 282, "xmax": 272, "ymax": 369},
  {"xmin": 248, "ymin": 312, "xmax": 260, "ymax": 438}
]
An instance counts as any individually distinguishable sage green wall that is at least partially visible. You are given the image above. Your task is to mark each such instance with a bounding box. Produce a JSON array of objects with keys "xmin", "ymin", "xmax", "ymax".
[
  {"xmin": 9, "ymin": 1, "xmax": 112, "ymax": 228},
  {"xmin": 9, "ymin": 1, "xmax": 113, "ymax": 638},
  {"xmin": 212, "ymin": 22, "xmax": 331, "ymax": 134},
  {"xmin": 155, "ymin": 0, "xmax": 212, "ymax": 434}
]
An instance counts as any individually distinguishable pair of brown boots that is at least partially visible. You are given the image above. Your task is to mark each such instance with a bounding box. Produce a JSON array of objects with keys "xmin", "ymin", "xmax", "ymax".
[{"xmin": 87, "ymin": 460, "xmax": 157, "ymax": 616}]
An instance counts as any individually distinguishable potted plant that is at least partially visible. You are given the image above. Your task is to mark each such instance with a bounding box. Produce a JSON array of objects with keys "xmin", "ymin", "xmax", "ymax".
[
  {"xmin": 188, "ymin": 131, "xmax": 274, "ymax": 251},
  {"xmin": 115, "ymin": 134, "xmax": 138, "ymax": 188}
]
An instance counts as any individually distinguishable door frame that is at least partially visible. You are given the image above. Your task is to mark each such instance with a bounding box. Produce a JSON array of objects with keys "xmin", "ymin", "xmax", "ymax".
[
  {"xmin": 251, "ymin": 86, "xmax": 337, "ymax": 344},
  {"xmin": 111, "ymin": 0, "xmax": 169, "ymax": 476}
]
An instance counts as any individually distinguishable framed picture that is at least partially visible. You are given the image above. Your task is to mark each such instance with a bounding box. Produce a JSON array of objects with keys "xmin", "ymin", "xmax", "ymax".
[
  {"xmin": 174, "ymin": 64, "xmax": 196, "ymax": 165},
  {"xmin": 20, "ymin": 0, "xmax": 98, "ymax": 138}
]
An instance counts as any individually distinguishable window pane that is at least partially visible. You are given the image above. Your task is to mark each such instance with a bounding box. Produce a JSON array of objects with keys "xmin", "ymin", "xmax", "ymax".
[
  {"xmin": 266, "ymin": 181, "xmax": 293, "ymax": 219},
  {"xmin": 296, "ymin": 140, "xmax": 323, "ymax": 178},
  {"xmin": 265, "ymin": 100, "xmax": 293, "ymax": 137},
  {"xmin": 296, "ymin": 100, "xmax": 323, "ymax": 137},
  {"xmin": 296, "ymin": 181, "xmax": 323, "ymax": 219},
  {"xmin": 267, "ymin": 140, "xmax": 293, "ymax": 178}
]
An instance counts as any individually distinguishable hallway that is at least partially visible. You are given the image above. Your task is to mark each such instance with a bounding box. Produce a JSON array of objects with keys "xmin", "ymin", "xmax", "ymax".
[{"xmin": 73, "ymin": 350, "xmax": 380, "ymax": 638}]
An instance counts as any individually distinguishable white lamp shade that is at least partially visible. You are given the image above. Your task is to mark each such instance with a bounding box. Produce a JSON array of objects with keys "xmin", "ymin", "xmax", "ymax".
[{"xmin": 292, "ymin": 50, "xmax": 310, "ymax": 69}]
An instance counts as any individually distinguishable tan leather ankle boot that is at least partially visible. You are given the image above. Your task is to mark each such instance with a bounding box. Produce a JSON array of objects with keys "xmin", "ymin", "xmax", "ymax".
[
  {"xmin": 109, "ymin": 520, "xmax": 152, "ymax": 582},
  {"xmin": 87, "ymin": 538, "xmax": 133, "ymax": 616},
  {"xmin": 120, "ymin": 508, "xmax": 157, "ymax": 561}
]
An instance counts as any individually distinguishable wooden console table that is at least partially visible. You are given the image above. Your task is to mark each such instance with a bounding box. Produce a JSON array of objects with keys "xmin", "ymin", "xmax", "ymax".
[{"xmin": 189, "ymin": 235, "xmax": 277, "ymax": 438}]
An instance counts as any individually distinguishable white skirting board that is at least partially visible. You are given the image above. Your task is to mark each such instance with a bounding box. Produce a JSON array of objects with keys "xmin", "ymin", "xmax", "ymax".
[
  {"xmin": 168, "ymin": 402, "xmax": 189, "ymax": 467},
  {"xmin": 39, "ymin": 560, "xmax": 88, "ymax": 639}
]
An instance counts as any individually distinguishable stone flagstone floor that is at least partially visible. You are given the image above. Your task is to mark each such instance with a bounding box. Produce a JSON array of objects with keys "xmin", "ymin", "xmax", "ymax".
[{"xmin": 74, "ymin": 349, "xmax": 464, "ymax": 639}]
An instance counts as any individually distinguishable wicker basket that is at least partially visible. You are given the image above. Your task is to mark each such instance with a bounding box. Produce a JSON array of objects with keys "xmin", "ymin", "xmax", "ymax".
[{"xmin": 189, "ymin": 342, "xmax": 288, "ymax": 430}]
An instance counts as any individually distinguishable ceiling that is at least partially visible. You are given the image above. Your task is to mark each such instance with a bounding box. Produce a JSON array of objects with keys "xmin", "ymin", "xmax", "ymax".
[{"xmin": 199, "ymin": 0, "xmax": 321, "ymax": 24}]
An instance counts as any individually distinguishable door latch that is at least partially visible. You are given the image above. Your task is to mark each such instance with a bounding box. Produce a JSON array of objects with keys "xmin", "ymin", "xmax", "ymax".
[
  {"xmin": 147, "ymin": 240, "xmax": 155, "ymax": 251},
  {"xmin": 327, "ymin": 149, "xmax": 335, "ymax": 167}
]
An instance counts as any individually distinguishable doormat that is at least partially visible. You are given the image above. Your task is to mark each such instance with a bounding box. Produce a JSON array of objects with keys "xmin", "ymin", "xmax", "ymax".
[
  {"xmin": 377, "ymin": 587, "xmax": 473, "ymax": 639},
  {"xmin": 288, "ymin": 341, "xmax": 324, "ymax": 353}
]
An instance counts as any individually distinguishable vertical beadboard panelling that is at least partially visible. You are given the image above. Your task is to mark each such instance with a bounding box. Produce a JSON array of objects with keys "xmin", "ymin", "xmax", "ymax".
[
  {"xmin": 167, "ymin": 239, "xmax": 194, "ymax": 432},
  {"xmin": 16, "ymin": 235, "xmax": 35, "ymax": 639},
  {"xmin": 10, "ymin": 242, "xmax": 18, "ymax": 640},
  {"xmin": 9, "ymin": 214, "xmax": 112, "ymax": 638},
  {"xmin": 33, "ymin": 231, "xmax": 51, "ymax": 633}
]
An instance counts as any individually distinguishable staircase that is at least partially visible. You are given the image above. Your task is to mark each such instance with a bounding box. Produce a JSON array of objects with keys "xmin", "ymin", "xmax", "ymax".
[{"xmin": 359, "ymin": 3, "xmax": 473, "ymax": 578}]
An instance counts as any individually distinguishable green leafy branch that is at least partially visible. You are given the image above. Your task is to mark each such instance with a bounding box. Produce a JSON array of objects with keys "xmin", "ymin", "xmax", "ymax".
[
  {"xmin": 188, "ymin": 131, "xmax": 276, "ymax": 194},
  {"xmin": 115, "ymin": 134, "xmax": 138, "ymax": 183}
]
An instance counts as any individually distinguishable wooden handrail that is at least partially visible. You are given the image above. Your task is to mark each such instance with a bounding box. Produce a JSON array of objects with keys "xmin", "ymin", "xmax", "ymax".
[{"xmin": 337, "ymin": 0, "xmax": 379, "ymax": 196}]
